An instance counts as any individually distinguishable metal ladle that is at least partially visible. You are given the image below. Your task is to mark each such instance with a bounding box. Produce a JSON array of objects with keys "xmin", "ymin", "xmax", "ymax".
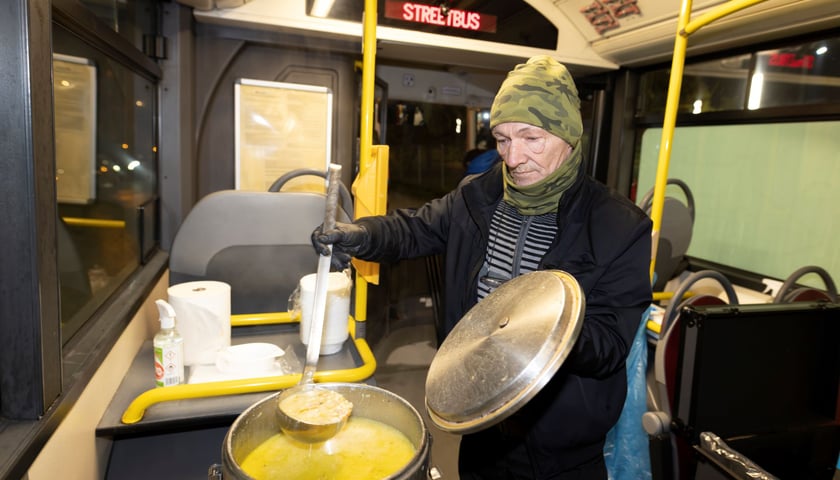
[{"xmin": 276, "ymin": 163, "xmax": 353, "ymax": 443}]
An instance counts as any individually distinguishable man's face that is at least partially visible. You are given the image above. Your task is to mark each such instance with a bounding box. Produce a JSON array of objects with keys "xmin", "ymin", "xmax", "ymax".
[{"xmin": 492, "ymin": 122, "xmax": 573, "ymax": 187}]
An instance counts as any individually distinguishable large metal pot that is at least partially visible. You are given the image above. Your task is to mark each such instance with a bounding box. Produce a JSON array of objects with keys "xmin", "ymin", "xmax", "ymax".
[{"xmin": 220, "ymin": 382, "xmax": 432, "ymax": 479}]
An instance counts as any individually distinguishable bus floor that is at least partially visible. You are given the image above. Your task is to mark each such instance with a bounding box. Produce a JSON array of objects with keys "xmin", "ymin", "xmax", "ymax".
[
  {"xmin": 369, "ymin": 264, "xmax": 461, "ymax": 479},
  {"xmin": 366, "ymin": 185, "xmax": 461, "ymax": 478}
]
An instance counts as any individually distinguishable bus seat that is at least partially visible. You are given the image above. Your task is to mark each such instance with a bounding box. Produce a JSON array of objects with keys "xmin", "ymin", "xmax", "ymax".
[
  {"xmin": 169, "ymin": 171, "xmax": 351, "ymax": 315},
  {"xmin": 639, "ymin": 179, "xmax": 695, "ymax": 292},
  {"xmin": 644, "ymin": 270, "xmax": 739, "ymax": 480},
  {"xmin": 773, "ymin": 265, "xmax": 838, "ymax": 304},
  {"xmin": 268, "ymin": 168, "xmax": 354, "ymax": 219}
]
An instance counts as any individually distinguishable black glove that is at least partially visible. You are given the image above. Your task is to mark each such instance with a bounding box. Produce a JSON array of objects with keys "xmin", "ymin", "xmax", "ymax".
[{"xmin": 311, "ymin": 222, "xmax": 370, "ymax": 270}]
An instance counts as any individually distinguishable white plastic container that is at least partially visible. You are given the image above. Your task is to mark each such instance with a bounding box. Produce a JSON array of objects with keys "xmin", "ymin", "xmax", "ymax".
[
  {"xmin": 154, "ymin": 299, "xmax": 184, "ymax": 387},
  {"xmin": 290, "ymin": 272, "xmax": 352, "ymax": 355},
  {"xmin": 215, "ymin": 343, "xmax": 284, "ymax": 374}
]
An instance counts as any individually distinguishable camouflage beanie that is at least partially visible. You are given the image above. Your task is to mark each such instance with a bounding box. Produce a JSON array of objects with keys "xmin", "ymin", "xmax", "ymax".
[{"xmin": 490, "ymin": 56, "xmax": 582, "ymax": 148}]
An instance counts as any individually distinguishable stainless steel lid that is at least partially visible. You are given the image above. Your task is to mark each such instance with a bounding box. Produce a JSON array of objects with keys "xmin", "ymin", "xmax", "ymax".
[{"xmin": 424, "ymin": 270, "xmax": 584, "ymax": 434}]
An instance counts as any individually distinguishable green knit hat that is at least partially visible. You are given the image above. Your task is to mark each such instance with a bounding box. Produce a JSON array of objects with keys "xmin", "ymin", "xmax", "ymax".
[{"xmin": 490, "ymin": 55, "xmax": 582, "ymax": 148}]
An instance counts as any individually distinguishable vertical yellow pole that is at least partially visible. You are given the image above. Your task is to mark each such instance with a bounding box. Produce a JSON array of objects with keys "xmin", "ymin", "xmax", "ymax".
[
  {"xmin": 359, "ymin": 0, "xmax": 377, "ymax": 179},
  {"xmin": 649, "ymin": 0, "xmax": 692, "ymax": 282},
  {"xmin": 648, "ymin": 0, "xmax": 768, "ymax": 282},
  {"xmin": 354, "ymin": 0, "xmax": 379, "ymax": 327}
]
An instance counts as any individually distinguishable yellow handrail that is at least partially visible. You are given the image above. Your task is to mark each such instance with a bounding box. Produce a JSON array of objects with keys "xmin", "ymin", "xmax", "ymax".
[
  {"xmin": 683, "ymin": 0, "xmax": 768, "ymax": 36},
  {"xmin": 352, "ymin": 0, "xmax": 389, "ymax": 326},
  {"xmin": 652, "ymin": 290, "xmax": 694, "ymax": 302},
  {"xmin": 62, "ymin": 217, "xmax": 126, "ymax": 229},
  {"xmin": 358, "ymin": 0, "xmax": 377, "ymax": 174},
  {"xmin": 121, "ymin": 332, "xmax": 376, "ymax": 424},
  {"xmin": 646, "ymin": 319, "xmax": 664, "ymax": 335},
  {"xmin": 649, "ymin": 0, "xmax": 769, "ymax": 282},
  {"xmin": 230, "ymin": 311, "xmax": 295, "ymax": 326}
]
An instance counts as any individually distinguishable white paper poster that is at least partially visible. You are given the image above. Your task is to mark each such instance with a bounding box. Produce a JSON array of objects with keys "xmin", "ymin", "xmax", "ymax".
[{"xmin": 234, "ymin": 79, "xmax": 333, "ymax": 192}]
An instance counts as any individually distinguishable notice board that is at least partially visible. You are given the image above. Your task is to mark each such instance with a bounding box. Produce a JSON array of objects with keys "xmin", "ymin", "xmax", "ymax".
[{"xmin": 234, "ymin": 79, "xmax": 333, "ymax": 192}]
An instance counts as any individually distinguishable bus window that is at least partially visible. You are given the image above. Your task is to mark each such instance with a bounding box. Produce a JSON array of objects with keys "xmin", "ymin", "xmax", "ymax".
[
  {"xmin": 53, "ymin": 22, "xmax": 159, "ymax": 342},
  {"xmin": 752, "ymin": 39, "xmax": 840, "ymax": 109},
  {"xmin": 638, "ymin": 55, "xmax": 750, "ymax": 114},
  {"xmin": 634, "ymin": 33, "xmax": 840, "ymax": 286},
  {"xmin": 635, "ymin": 121, "xmax": 840, "ymax": 285},
  {"xmin": 638, "ymin": 35, "xmax": 840, "ymax": 115}
]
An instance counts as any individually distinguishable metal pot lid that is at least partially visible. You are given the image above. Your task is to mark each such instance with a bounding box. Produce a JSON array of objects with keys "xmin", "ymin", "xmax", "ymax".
[{"xmin": 424, "ymin": 270, "xmax": 584, "ymax": 434}]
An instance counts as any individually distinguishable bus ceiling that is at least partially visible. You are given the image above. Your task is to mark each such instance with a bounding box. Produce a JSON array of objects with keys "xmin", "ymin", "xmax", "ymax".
[{"xmin": 187, "ymin": 0, "xmax": 840, "ymax": 74}]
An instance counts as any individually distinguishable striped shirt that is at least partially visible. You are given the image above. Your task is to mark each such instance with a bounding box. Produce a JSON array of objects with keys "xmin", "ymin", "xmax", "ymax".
[{"xmin": 477, "ymin": 201, "xmax": 558, "ymax": 300}]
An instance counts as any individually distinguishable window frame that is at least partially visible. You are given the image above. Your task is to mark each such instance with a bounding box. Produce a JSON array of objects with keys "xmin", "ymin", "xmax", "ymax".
[{"xmin": 0, "ymin": 0, "xmax": 165, "ymax": 477}]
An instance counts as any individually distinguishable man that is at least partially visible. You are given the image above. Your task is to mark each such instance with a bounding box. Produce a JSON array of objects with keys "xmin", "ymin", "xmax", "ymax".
[
  {"xmin": 463, "ymin": 127, "xmax": 500, "ymax": 176},
  {"xmin": 313, "ymin": 56, "xmax": 652, "ymax": 479}
]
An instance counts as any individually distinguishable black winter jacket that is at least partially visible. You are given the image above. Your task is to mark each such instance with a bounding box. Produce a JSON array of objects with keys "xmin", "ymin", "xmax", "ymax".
[{"xmin": 355, "ymin": 162, "xmax": 652, "ymax": 475}]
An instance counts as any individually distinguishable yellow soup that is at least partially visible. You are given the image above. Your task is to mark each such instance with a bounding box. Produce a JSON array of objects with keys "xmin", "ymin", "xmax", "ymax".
[{"xmin": 240, "ymin": 417, "xmax": 417, "ymax": 480}]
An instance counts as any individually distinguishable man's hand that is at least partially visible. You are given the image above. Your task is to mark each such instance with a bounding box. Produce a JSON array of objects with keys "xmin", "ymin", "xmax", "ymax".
[{"xmin": 311, "ymin": 222, "xmax": 370, "ymax": 270}]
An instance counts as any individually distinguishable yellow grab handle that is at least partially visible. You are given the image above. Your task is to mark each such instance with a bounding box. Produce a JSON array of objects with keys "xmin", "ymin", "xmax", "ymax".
[{"xmin": 121, "ymin": 336, "xmax": 377, "ymax": 424}]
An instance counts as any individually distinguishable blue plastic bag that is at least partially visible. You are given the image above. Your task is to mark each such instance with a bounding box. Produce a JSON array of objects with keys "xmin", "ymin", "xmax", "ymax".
[{"xmin": 604, "ymin": 307, "xmax": 652, "ymax": 480}]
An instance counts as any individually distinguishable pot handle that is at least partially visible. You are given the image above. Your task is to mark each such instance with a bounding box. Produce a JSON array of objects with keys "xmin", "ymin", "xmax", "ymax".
[{"xmin": 207, "ymin": 464, "xmax": 223, "ymax": 480}]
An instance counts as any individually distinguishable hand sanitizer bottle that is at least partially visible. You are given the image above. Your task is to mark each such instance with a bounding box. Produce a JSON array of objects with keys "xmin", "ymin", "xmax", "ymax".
[{"xmin": 154, "ymin": 299, "xmax": 184, "ymax": 387}]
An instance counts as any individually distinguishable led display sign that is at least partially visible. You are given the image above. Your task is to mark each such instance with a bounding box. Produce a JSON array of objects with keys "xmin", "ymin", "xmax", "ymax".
[{"xmin": 384, "ymin": 1, "xmax": 497, "ymax": 33}]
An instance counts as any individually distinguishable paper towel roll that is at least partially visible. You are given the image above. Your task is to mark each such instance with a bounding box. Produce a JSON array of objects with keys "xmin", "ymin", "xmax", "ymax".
[{"xmin": 168, "ymin": 281, "xmax": 231, "ymax": 366}]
